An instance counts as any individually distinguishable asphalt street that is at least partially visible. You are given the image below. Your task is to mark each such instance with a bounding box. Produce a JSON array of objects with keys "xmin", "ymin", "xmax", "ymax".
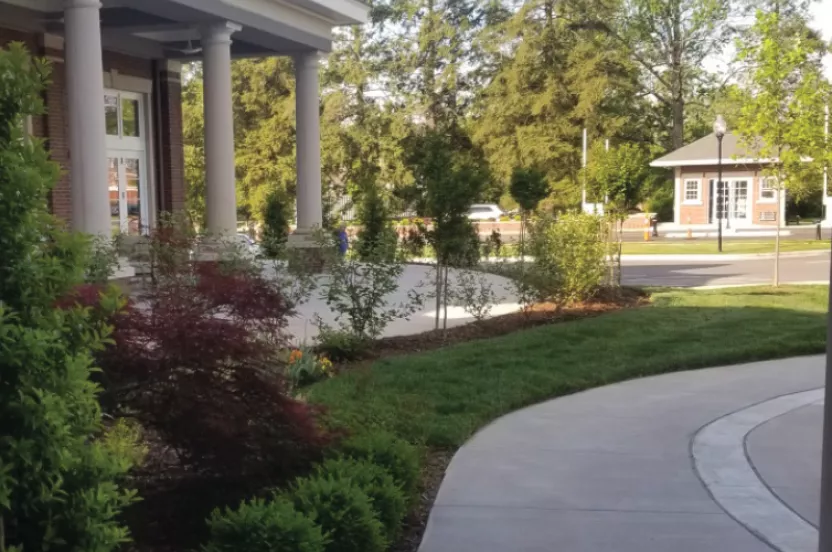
[{"xmin": 621, "ymin": 252, "xmax": 831, "ymax": 287}]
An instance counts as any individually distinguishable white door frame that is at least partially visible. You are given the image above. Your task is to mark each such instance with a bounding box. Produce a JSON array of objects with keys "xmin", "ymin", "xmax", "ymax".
[
  {"xmin": 710, "ymin": 177, "xmax": 753, "ymax": 227},
  {"xmin": 104, "ymin": 88, "xmax": 150, "ymax": 235}
]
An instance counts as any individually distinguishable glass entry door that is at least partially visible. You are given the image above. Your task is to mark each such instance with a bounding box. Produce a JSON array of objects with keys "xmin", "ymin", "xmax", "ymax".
[
  {"xmin": 709, "ymin": 179, "xmax": 750, "ymax": 225},
  {"xmin": 108, "ymin": 152, "xmax": 146, "ymax": 235}
]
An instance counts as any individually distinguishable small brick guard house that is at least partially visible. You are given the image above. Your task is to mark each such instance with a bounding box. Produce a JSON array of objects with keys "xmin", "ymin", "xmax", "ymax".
[
  {"xmin": 0, "ymin": 0, "xmax": 367, "ymax": 268},
  {"xmin": 651, "ymin": 133, "xmax": 788, "ymax": 228}
]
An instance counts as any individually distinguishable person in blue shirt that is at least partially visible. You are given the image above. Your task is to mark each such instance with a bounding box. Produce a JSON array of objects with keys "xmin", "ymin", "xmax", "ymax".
[{"xmin": 336, "ymin": 223, "xmax": 349, "ymax": 256}]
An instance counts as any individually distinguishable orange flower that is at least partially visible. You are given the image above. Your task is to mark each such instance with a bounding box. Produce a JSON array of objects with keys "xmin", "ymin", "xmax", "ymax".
[{"xmin": 288, "ymin": 349, "xmax": 303, "ymax": 364}]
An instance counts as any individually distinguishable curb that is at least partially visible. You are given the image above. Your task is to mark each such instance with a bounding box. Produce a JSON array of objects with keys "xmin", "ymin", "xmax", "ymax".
[
  {"xmin": 688, "ymin": 281, "xmax": 829, "ymax": 290},
  {"xmin": 622, "ymin": 250, "xmax": 830, "ymax": 262}
]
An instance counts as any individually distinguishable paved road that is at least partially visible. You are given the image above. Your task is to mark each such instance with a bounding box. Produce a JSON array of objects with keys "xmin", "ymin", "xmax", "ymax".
[
  {"xmin": 419, "ymin": 357, "xmax": 825, "ymax": 552},
  {"xmin": 622, "ymin": 252, "xmax": 830, "ymax": 287}
]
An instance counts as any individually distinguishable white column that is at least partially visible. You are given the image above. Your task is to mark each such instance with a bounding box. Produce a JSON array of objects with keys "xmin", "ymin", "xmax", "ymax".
[
  {"xmin": 64, "ymin": 0, "xmax": 110, "ymax": 236},
  {"xmin": 294, "ymin": 52, "xmax": 323, "ymax": 232},
  {"xmin": 201, "ymin": 22, "xmax": 241, "ymax": 235}
]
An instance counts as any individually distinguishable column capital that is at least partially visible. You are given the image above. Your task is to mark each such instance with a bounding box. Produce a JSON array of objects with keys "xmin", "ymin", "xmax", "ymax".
[
  {"xmin": 293, "ymin": 51, "xmax": 321, "ymax": 69},
  {"xmin": 63, "ymin": 0, "xmax": 102, "ymax": 8},
  {"xmin": 200, "ymin": 22, "xmax": 243, "ymax": 47}
]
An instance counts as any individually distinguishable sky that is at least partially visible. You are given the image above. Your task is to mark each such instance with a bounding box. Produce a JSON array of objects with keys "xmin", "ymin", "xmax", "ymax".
[{"xmin": 812, "ymin": 0, "xmax": 832, "ymax": 76}]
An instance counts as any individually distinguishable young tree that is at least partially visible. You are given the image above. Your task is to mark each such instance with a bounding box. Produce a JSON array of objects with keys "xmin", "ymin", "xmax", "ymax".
[
  {"xmin": 510, "ymin": 167, "xmax": 549, "ymax": 257},
  {"xmin": 587, "ymin": 141, "xmax": 651, "ymax": 284},
  {"xmin": 733, "ymin": 1, "xmax": 830, "ymax": 286},
  {"xmin": 261, "ymin": 190, "xmax": 292, "ymax": 258},
  {"xmin": 355, "ymin": 180, "xmax": 398, "ymax": 261},
  {"xmin": 0, "ymin": 43, "xmax": 136, "ymax": 551},
  {"xmin": 407, "ymin": 129, "xmax": 487, "ymax": 330}
]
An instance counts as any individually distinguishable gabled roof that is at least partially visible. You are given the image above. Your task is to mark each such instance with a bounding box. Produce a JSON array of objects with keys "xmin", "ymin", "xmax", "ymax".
[{"xmin": 650, "ymin": 133, "xmax": 774, "ymax": 168}]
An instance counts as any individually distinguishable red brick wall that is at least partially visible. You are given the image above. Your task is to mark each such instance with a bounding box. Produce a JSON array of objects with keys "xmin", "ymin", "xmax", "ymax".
[
  {"xmin": 1, "ymin": 28, "xmax": 185, "ymax": 226},
  {"xmin": 678, "ymin": 165, "xmax": 780, "ymax": 226},
  {"xmin": 156, "ymin": 68, "xmax": 186, "ymax": 213},
  {"xmin": 103, "ymin": 50, "xmax": 153, "ymax": 80}
]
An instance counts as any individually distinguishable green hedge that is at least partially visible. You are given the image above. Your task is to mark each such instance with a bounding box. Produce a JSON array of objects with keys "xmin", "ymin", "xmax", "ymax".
[
  {"xmin": 203, "ymin": 431, "xmax": 421, "ymax": 552},
  {"xmin": 204, "ymin": 497, "xmax": 326, "ymax": 552},
  {"xmin": 317, "ymin": 457, "xmax": 407, "ymax": 540},
  {"xmin": 340, "ymin": 431, "xmax": 421, "ymax": 502}
]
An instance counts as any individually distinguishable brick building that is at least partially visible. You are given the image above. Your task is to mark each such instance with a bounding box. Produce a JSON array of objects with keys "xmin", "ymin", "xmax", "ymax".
[
  {"xmin": 651, "ymin": 133, "xmax": 789, "ymax": 229},
  {"xmin": 0, "ymin": 0, "xmax": 367, "ymax": 262}
]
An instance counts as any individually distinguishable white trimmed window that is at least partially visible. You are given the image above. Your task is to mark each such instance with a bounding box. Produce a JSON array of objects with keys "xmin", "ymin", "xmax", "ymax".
[
  {"xmin": 760, "ymin": 177, "xmax": 777, "ymax": 201},
  {"xmin": 683, "ymin": 179, "xmax": 701, "ymax": 203}
]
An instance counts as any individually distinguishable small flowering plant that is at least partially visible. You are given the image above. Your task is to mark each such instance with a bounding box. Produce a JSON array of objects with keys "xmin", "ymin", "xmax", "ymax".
[{"xmin": 285, "ymin": 346, "xmax": 334, "ymax": 388}]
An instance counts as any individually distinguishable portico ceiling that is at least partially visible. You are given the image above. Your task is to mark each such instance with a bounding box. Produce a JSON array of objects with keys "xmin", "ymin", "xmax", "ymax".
[{"xmin": 1, "ymin": 0, "xmax": 368, "ymax": 58}]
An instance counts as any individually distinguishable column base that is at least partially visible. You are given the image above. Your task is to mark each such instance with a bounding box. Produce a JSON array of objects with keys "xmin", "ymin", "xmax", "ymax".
[
  {"xmin": 286, "ymin": 230, "xmax": 332, "ymax": 273},
  {"xmin": 112, "ymin": 256, "xmax": 136, "ymax": 279}
]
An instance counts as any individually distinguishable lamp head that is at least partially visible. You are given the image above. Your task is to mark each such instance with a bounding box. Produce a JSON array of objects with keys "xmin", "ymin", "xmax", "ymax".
[{"xmin": 713, "ymin": 115, "xmax": 727, "ymax": 139}]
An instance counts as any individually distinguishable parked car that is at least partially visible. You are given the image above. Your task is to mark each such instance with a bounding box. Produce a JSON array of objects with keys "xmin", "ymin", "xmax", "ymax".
[{"xmin": 467, "ymin": 204, "xmax": 504, "ymax": 222}]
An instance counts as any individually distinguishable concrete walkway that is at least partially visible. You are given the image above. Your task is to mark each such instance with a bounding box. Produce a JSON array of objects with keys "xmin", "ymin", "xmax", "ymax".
[
  {"xmin": 419, "ymin": 356, "xmax": 826, "ymax": 552},
  {"xmin": 286, "ymin": 263, "xmax": 520, "ymax": 343}
]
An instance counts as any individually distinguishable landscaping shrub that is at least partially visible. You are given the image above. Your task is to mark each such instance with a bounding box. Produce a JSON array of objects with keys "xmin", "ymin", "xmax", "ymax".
[
  {"xmin": 355, "ymin": 183, "xmax": 398, "ymax": 262},
  {"xmin": 316, "ymin": 458, "xmax": 407, "ymax": 540},
  {"xmin": 262, "ymin": 191, "xmax": 292, "ymax": 258},
  {"xmin": 93, "ymin": 223, "xmax": 330, "ymax": 479},
  {"xmin": 315, "ymin": 326, "xmax": 371, "ymax": 362},
  {"xmin": 315, "ymin": 250, "xmax": 423, "ymax": 350},
  {"xmin": 453, "ymin": 269, "xmax": 500, "ymax": 322},
  {"xmin": 0, "ymin": 43, "xmax": 136, "ymax": 551},
  {"xmin": 204, "ymin": 496, "xmax": 326, "ymax": 552},
  {"xmin": 529, "ymin": 212, "xmax": 607, "ymax": 304},
  {"xmin": 291, "ymin": 474, "xmax": 387, "ymax": 552},
  {"xmin": 340, "ymin": 432, "xmax": 420, "ymax": 501}
]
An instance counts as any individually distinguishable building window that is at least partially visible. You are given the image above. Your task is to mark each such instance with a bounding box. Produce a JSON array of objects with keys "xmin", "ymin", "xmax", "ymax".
[
  {"xmin": 760, "ymin": 177, "xmax": 777, "ymax": 201},
  {"xmin": 683, "ymin": 179, "xmax": 701, "ymax": 203}
]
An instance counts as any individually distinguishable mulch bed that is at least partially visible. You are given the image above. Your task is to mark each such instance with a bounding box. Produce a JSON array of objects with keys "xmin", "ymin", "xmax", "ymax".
[{"xmin": 359, "ymin": 286, "xmax": 649, "ymax": 363}]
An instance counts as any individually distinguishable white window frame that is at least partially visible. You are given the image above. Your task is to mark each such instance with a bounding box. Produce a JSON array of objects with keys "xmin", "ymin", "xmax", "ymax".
[
  {"xmin": 682, "ymin": 179, "xmax": 702, "ymax": 205},
  {"xmin": 759, "ymin": 176, "xmax": 778, "ymax": 203}
]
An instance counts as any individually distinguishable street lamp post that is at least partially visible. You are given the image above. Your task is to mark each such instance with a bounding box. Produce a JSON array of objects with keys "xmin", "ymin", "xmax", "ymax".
[{"xmin": 714, "ymin": 116, "xmax": 727, "ymax": 253}]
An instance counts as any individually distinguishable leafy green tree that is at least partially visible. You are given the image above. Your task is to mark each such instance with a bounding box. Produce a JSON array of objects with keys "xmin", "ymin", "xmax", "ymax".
[
  {"xmin": 578, "ymin": 0, "xmax": 734, "ymax": 150},
  {"xmin": 0, "ymin": 43, "xmax": 136, "ymax": 551},
  {"xmin": 733, "ymin": 0, "xmax": 830, "ymax": 285},
  {"xmin": 587, "ymin": 142, "xmax": 651, "ymax": 213},
  {"xmin": 472, "ymin": 0, "xmax": 648, "ymax": 208}
]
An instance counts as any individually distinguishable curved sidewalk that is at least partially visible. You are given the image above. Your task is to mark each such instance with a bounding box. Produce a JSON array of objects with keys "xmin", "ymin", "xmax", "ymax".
[{"xmin": 419, "ymin": 356, "xmax": 825, "ymax": 552}]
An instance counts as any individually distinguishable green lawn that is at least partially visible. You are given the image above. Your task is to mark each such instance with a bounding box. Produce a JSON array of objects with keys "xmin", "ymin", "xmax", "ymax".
[
  {"xmin": 307, "ymin": 286, "xmax": 829, "ymax": 449},
  {"xmin": 622, "ymin": 239, "xmax": 830, "ymax": 255}
]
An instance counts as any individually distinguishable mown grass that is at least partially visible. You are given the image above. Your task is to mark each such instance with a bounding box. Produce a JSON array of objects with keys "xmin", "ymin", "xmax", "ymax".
[
  {"xmin": 307, "ymin": 286, "xmax": 829, "ymax": 449},
  {"xmin": 621, "ymin": 239, "xmax": 830, "ymax": 255}
]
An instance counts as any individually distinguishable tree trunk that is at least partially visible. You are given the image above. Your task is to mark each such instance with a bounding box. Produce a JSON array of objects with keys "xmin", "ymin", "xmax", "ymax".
[
  {"xmin": 442, "ymin": 264, "xmax": 450, "ymax": 331},
  {"xmin": 774, "ymin": 188, "xmax": 781, "ymax": 287},
  {"xmin": 671, "ymin": 97, "xmax": 685, "ymax": 151},
  {"xmin": 434, "ymin": 261, "xmax": 442, "ymax": 330}
]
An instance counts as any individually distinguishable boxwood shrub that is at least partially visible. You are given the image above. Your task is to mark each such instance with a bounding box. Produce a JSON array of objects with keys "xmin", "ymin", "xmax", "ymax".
[
  {"xmin": 291, "ymin": 474, "xmax": 387, "ymax": 552},
  {"xmin": 317, "ymin": 457, "xmax": 406, "ymax": 540},
  {"xmin": 204, "ymin": 496, "xmax": 326, "ymax": 552}
]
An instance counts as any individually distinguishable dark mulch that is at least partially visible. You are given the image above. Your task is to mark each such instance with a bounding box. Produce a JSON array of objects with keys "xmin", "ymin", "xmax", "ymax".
[
  {"xmin": 362, "ymin": 286, "xmax": 648, "ymax": 362},
  {"xmin": 391, "ymin": 449, "xmax": 453, "ymax": 552}
]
